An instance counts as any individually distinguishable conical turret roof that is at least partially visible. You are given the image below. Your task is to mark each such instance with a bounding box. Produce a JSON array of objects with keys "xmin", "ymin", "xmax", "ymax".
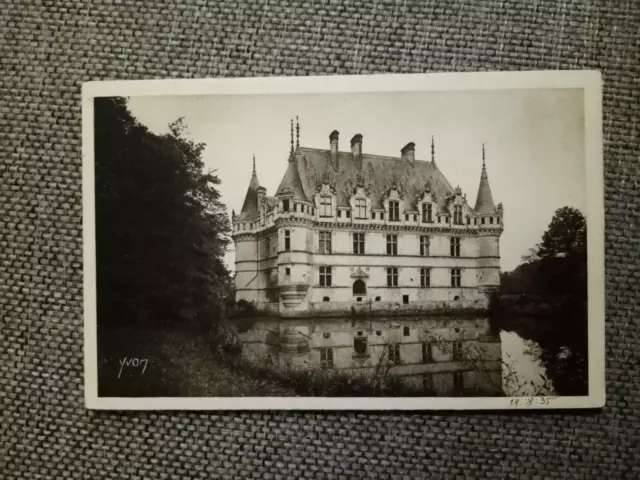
[
  {"xmin": 474, "ymin": 145, "xmax": 497, "ymax": 214},
  {"xmin": 275, "ymin": 153, "xmax": 308, "ymax": 202},
  {"xmin": 236, "ymin": 156, "xmax": 261, "ymax": 221}
]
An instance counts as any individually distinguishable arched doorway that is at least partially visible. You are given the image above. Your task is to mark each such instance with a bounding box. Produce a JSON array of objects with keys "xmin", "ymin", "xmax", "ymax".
[{"xmin": 353, "ymin": 280, "xmax": 366, "ymax": 295}]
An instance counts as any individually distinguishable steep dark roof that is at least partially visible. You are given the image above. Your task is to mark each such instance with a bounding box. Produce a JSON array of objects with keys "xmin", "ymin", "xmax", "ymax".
[
  {"xmin": 474, "ymin": 164, "xmax": 497, "ymax": 214},
  {"xmin": 236, "ymin": 168, "xmax": 260, "ymax": 222},
  {"xmin": 275, "ymin": 156, "xmax": 308, "ymax": 202},
  {"xmin": 294, "ymin": 147, "xmax": 454, "ymax": 211}
]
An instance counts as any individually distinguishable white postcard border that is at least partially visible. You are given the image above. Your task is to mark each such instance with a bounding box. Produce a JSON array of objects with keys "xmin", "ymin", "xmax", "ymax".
[{"xmin": 83, "ymin": 70, "xmax": 605, "ymax": 410}]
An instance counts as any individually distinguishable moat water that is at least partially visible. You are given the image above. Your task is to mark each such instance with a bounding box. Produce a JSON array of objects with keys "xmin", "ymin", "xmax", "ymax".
[{"xmin": 237, "ymin": 315, "xmax": 555, "ymax": 396}]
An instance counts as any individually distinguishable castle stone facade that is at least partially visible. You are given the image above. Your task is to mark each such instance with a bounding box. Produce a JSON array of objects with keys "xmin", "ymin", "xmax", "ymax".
[{"xmin": 232, "ymin": 123, "xmax": 503, "ymax": 318}]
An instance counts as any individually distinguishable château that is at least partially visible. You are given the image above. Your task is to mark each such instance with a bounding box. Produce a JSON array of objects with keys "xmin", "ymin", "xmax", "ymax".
[{"xmin": 231, "ymin": 120, "xmax": 504, "ymax": 318}]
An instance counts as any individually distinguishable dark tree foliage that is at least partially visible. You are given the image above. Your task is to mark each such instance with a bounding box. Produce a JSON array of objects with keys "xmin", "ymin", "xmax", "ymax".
[
  {"xmin": 502, "ymin": 206, "xmax": 587, "ymax": 300},
  {"xmin": 94, "ymin": 97, "xmax": 231, "ymax": 330},
  {"xmin": 496, "ymin": 206, "xmax": 588, "ymax": 395}
]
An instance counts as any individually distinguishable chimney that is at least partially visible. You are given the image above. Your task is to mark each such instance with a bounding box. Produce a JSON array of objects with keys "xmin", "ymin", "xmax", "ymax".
[
  {"xmin": 351, "ymin": 134, "xmax": 363, "ymax": 170},
  {"xmin": 329, "ymin": 130, "xmax": 339, "ymax": 170},
  {"xmin": 401, "ymin": 142, "xmax": 415, "ymax": 163},
  {"xmin": 350, "ymin": 134, "xmax": 363, "ymax": 155}
]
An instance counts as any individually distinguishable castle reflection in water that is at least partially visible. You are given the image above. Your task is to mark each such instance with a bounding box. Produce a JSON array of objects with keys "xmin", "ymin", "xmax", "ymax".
[{"xmin": 238, "ymin": 315, "xmax": 503, "ymax": 396}]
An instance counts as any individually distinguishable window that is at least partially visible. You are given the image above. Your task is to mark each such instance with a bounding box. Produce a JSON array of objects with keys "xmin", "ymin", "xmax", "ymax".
[
  {"xmin": 453, "ymin": 205, "xmax": 463, "ymax": 224},
  {"xmin": 420, "ymin": 236, "xmax": 430, "ymax": 256},
  {"xmin": 420, "ymin": 268, "xmax": 431, "ymax": 287},
  {"xmin": 451, "ymin": 268, "xmax": 461, "ymax": 287},
  {"xmin": 450, "ymin": 237, "xmax": 461, "ymax": 257},
  {"xmin": 452, "ymin": 340, "xmax": 463, "ymax": 360},
  {"xmin": 388, "ymin": 344, "xmax": 401, "ymax": 363},
  {"xmin": 285, "ymin": 267, "xmax": 290, "ymax": 276},
  {"xmin": 320, "ymin": 348, "xmax": 334, "ymax": 368},
  {"xmin": 388, "ymin": 201, "xmax": 400, "ymax": 221},
  {"xmin": 355, "ymin": 198, "xmax": 367, "ymax": 219},
  {"xmin": 423, "ymin": 373, "xmax": 434, "ymax": 391},
  {"xmin": 320, "ymin": 195, "xmax": 332, "ymax": 217},
  {"xmin": 422, "ymin": 203, "xmax": 433, "ymax": 223},
  {"xmin": 481, "ymin": 217, "xmax": 486, "ymax": 224},
  {"xmin": 282, "ymin": 199, "xmax": 290, "ymax": 212},
  {"xmin": 353, "ymin": 337, "xmax": 368, "ymax": 355},
  {"xmin": 489, "ymin": 217, "xmax": 494, "ymax": 224},
  {"xmin": 352, "ymin": 280, "xmax": 366, "ymax": 295},
  {"xmin": 403, "ymin": 326, "xmax": 410, "ymax": 336},
  {"xmin": 386, "ymin": 267, "xmax": 398, "ymax": 287},
  {"xmin": 353, "ymin": 233, "xmax": 365, "ymax": 255},
  {"xmin": 404, "ymin": 214, "xmax": 409, "ymax": 221},
  {"xmin": 422, "ymin": 343, "xmax": 433, "ymax": 363},
  {"xmin": 403, "ymin": 295, "xmax": 409, "ymax": 304},
  {"xmin": 371, "ymin": 212, "xmax": 375, "ymax": 219},
  {"xmin": 284, "ymin": 230, "xmax": 291, "ymax": 251},
  {"xmin": 293, "ymin": 204, "xmax": 297, "ymax": 212},
  {"xmin": 319, "ymin": 231, "xmax": 332, "ymax": 254},
  {"xmin": 346, "ymin": 210, "xmax": 351, "ymax": 218},
  {"xmin": 319, "ymin": 266, "xmax": 332, "ymax": 287},
  {"xmin": 375, "ymin": 296, "xmax": 381, "ymax": 301},
  {"xmin": 322, "ymin": 296, "xmax": 330, "ymax": 302},
  {"xmin": 386, "ymin": 234, "xmax": 398, "ymax": 255},
  {"xmin": 337, "ymin": 210, "xmax": 342, "ymax": 218},
  {"xmin": 380, "ymin": 212, "xmax": 385, "ymax": 220},
  {"xmin": 466, "ymin": 216, "xmax": 470, "ymax": 225},
  {"xmin": 454, "ymin": 371, "xmax": 464, "ymax": 393}
]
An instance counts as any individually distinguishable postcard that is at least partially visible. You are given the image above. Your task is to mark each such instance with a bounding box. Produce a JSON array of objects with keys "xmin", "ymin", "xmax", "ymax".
[{"xmin": 83, "ymin": 70, "xmax": 604, "ymax": 410}]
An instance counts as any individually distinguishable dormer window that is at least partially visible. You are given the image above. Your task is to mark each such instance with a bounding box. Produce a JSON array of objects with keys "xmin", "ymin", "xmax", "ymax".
[
  {"xmin": 319, "ymin": 195, "xmax": 332, "ymax": 217},
  {"xmin": 453, "ymin": 205, "xmax": 463, "ymax": 225},
  {"xmin": 422, "ymin": 203, "xmax": 433, "ymax": 223},
  {"xmin": 389, "ymin": 201, "xmax": 400, "ymax": 221},
  {"xmin": 282, "ymin": 199, "xmax": 290, "ymax": 212},
  {"xmin": 355, "ymin": 198, "xmax": 367, "ymax": 219}
]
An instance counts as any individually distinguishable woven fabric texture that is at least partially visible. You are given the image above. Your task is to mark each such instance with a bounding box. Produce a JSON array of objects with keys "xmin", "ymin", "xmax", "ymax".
[{"xmin": 1, "ymin": 0, "xmax": 639, "ymax": 478}]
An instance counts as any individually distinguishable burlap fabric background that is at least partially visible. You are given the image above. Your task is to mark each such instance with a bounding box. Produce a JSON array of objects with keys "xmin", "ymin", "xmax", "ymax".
[{"xmin": 1, "ymin": 0, "xmax": 638, "ymax": 478}]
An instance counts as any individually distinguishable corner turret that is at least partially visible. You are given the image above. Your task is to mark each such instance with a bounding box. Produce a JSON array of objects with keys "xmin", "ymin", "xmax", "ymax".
[
  {"xmin": 236, "ymin": 154, "xmax": 261, "ymax": 222},
  {"xmin": 474, "ymin": 144, "xmax": 497, "ymax": 214}
]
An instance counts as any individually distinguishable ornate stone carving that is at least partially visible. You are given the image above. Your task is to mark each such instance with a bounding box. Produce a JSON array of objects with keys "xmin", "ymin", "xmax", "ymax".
[{"xmin": 316, "ymin": 165, "xmax": 337, "ymax": 193}]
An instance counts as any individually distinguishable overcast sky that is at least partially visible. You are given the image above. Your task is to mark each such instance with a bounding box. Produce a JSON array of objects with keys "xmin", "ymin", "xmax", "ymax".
[{"xmin": 127, "ymin": 88, "xmax": 585, "ymax": 272}]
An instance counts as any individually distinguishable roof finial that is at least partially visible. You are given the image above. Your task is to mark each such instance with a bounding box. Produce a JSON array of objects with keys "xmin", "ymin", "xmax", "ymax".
[
  {"xmin": 482, "ymin": 143, "xmax": 486, "ymax": 170},
  {"xmin": 290, "ymin": 118, "xmax": 294, "ymax": 156},
  {"xmin": 252, "ymin": 153, "xmax": 256, "ymax": 173},
  {"xmin": 296, "ymin": 115, "xmax": 300, "ymax": 150},
  {"xmin": 431, "ymin": 135, "xmax": 435, "ymax": 164}
]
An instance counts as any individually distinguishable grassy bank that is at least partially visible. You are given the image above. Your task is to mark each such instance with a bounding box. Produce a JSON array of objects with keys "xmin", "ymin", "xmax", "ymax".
[{"xmin": 97, "ymin": 325, "xmax": 297, "ymax": 397}]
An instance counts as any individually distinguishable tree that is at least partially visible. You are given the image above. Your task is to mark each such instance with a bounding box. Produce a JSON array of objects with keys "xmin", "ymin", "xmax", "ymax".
[
  {"xmin": 94, "ymin": 97, "xmax": 231, "ymax": 331},
  {"xmin": 533, "ymin": 207, "xmax": 587, "ymax": 300},
  {"xmin": 537, "ymin": 206, "xmax": 587, "ymax": 261}
]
